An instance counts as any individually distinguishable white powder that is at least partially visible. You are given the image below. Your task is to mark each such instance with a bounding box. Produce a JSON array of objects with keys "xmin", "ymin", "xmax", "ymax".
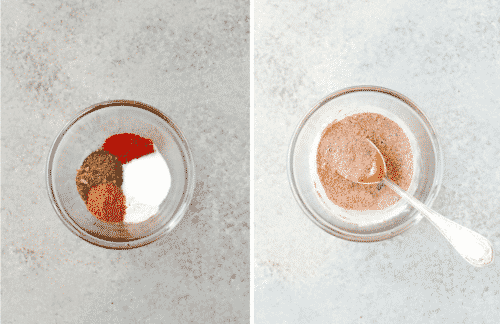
[{"xmin": 122, "ymin": 149, "xmax": 171, "ymax": 223}]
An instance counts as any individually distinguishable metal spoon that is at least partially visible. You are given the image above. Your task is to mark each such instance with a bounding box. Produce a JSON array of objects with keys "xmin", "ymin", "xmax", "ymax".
[{"xmin": 339, "ymin": 138, "xmax": 494, "ymax": 267}]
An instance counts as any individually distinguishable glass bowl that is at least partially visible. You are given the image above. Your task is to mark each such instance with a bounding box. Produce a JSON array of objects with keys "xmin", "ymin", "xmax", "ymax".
[
  {"xmin": 287, "ymin": 86, "xmax": 443, "ymax": 242},
  {"xmin": 46, "ymin": 100, "xmax": 195, "ymax": 249}
]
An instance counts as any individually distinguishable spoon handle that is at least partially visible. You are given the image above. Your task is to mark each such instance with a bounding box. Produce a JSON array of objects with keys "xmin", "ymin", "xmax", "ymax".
[{"xmin": 382, "ymin": 177, "xmax": 494, "ymax": 267}]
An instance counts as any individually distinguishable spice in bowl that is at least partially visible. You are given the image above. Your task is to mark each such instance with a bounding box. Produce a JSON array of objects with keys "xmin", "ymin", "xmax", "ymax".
[
  {"xmin": 316, "ymin": 112, "xmax": 413, "ymax": 210},
  {"xmin": 75, "ymin": 149, "xmax": 123, "ymax": 203},
  {"xmin": 86, "ymin": 183, "xmax": 127, "ymax": 223},
  {"xmin": 122, "ymin": 150, "xmax": 171, "ymax": 223},
  {"xmin": 75, "ymin": 133, "xmax": 171, "ymax": 223},
  {"xmin": 102, "ymin": 133, "xmax": 155, "ymax": 164}
]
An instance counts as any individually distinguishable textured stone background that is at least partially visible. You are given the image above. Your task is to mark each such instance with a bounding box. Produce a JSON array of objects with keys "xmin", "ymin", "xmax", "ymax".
[
  {"xmin": 255, "ymin": 0, "xmax": 500, "ymax": 323},
  {"xmin": 2, "ymin": 0, "xmax": 249, "ymax": 323}
]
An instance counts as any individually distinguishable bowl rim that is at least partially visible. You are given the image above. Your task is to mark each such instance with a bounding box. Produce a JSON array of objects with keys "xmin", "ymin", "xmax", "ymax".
[
  {"xmin": 287, "ymin": 85, "xmax": 444, "ymax": 242},
  {"xmin": 46, "ymin": 99, "xmax": 196, "ymax": 249}
]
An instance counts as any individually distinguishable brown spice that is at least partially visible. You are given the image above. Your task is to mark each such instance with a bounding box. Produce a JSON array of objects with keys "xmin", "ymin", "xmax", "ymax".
[
  {"xmin": 316, "ymin": 112, "xmax": 413, "ymax": 210},
  {"xmin": 75, "ymin": 149, "xmax": 123, "ymax": 202},
  {"xmin": 86, "ymin": 183, "xmax": 127, "ymax": 223}
]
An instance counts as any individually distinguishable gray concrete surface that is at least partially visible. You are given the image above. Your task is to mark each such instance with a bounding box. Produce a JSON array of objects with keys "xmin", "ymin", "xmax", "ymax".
[
  {"xmin": 255, "ymin": 0, "xmax": 500, "ymax": 323},
  {"xmin": 2, "ymin": 0, "xmax": 249, "ymax": 323}
]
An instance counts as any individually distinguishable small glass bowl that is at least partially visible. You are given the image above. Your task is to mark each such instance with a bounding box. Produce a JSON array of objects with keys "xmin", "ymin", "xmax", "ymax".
[
  {"xmin": 46, "ymin": 100, "xmax": 195, "ymax": 249},
  {"xmin": 287, "ymin": 86, "xmax": 443, "ymax": 242}
]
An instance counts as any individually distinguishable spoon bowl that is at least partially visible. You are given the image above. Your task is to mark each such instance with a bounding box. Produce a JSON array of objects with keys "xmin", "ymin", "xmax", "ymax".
[{"xmin": 338, "ymin": 138, "xmax": 387, "ymax": 185}]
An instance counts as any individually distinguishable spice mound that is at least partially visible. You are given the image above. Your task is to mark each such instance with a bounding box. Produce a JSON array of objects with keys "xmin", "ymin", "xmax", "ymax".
[
  {"xmin": 87, "ymin": 183, "xmax": 127, "ymax": 223},
  {"xmin": 75, "ymin": 133, "xmax": 171, "ymax": 224},
  {"xmin": 122, "ymin": 151, "xmax": 171, "ymax": 223},
  {"xmin": 316, "ymin": 112, "xmax": 413, "ymax": 211},
  {"xmin": 75, "ymin": 149, "xmax": 123, "ymax": 203},
  {"xmin": 103, "ymin": 133, "xmax": 154, "ymax": 164}
]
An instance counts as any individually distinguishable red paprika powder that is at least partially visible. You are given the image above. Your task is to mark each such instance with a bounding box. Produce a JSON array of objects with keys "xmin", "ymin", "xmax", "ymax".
[{"xmin": 102, "ymin": 133, "xmax": 154, "ymax": 164}]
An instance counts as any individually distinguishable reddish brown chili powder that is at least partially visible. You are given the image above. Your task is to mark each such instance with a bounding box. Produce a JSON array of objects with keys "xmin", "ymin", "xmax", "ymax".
[
  {"xmin": 86, "ymin": 183, "xmax": 127, "ymax": 223},
  {"xmin": 316, "ymin": 112, "xmax": 413, "ymax": 210}
]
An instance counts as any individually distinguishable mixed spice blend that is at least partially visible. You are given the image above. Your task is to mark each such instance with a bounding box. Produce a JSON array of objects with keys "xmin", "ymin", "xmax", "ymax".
[{"xmin": 316, "ymin": 112, "xmax": 413, "ymax": 211}]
